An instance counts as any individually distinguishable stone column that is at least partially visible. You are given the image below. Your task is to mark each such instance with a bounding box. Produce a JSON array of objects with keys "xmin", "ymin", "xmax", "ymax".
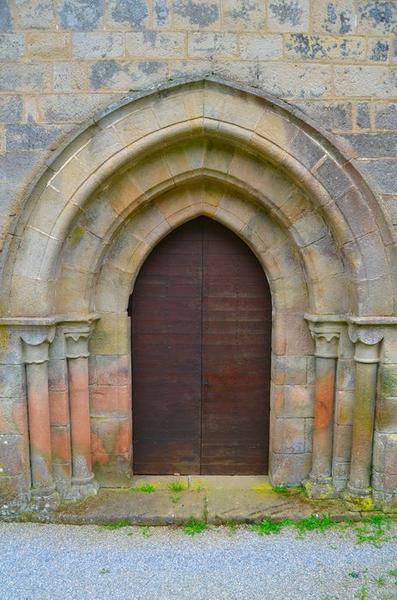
[
  {"xmin": 21, "ymin": 327, "xmax": 58, "ymax": 504},
  {"xmin": 346, "ymin": 325, "xmax": 383, "ymax": 502},
  {"xmin": 64, "ymin": 326, "xmax": 98, "ymax": 499},
  {"xmin": 305, "ymin": 318, "xmax": 340, "ymax": 498}
]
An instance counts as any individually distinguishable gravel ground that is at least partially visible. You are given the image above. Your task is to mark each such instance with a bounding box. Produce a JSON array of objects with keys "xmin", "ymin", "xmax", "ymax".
[{"xmin": 1, "ymin": 522, "xmax": 397, "ymax": 600}]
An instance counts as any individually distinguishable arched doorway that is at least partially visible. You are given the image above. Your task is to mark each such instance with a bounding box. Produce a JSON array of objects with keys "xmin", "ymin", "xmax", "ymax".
[{"xmin": 129, "ymin": 217, "xmax": 272, "ymax": 475}]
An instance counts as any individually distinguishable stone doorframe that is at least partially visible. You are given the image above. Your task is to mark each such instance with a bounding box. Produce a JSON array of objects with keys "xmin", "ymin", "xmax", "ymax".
[{"xmin": 1, "ymin": 78, "xmax": 397, "ymax": 513}]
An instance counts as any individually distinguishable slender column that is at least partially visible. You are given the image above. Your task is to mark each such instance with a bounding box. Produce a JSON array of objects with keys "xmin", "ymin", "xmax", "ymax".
[
  {"xmin": 347, "ymin": 325, "xmax": 383, "ymax": 500},
  {"xmin": 306, "ymin": 319, "xmax": 340, "ymax": 498},
  {"xmin": 21, "ymin": 327, "xmax": 57, "ymax": 499},
  {"xmin": 65, "ymin": 327, "xmax": 97, "ymax": 497}
]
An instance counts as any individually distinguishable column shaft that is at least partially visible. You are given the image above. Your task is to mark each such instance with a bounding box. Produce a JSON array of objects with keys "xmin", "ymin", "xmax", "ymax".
[
  {"xmin": 26, "ymin": 361, "xmax": 55, "ymax": 492},
  {"xmin": 311, "ymin": 356, "xmax": 337, "ymax": 481},
  {"xmin": 348, "ymin": 361, "xmax": 378, "ymax": 493},
  {"xmin": 68, "ymin": 356, "xmax": 93, "ymax": 484}
]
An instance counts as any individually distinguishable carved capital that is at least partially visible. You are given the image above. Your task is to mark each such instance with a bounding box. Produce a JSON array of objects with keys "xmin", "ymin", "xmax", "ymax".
[
  {"xmin": 63, "ymin": 321, "xmax": 97, "ymax": 359},
  {"xmin": 20, "ymin": 326, "xmax": 56, "ymax": 364},
  {"xmin": 348, "ymin": 324, "xmax": 383, "ymax": 364},
  {"xmin": 304, "ymin": 315, "xmax": 343, "ymax": 359}
]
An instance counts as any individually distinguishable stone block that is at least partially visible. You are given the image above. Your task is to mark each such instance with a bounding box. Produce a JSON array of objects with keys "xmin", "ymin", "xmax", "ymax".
[
  {"xmin": 267, "ymin": 0, "xmax": 310, "ymax": 32},
  {"xmin": 375, "ymin": 102, "xmax": 397, "ymax": 129},
  {"xmin": 107, "ymin": 0, "xmax": 150, "ymax": 29},
  {"xmin": 272, "ymin": 355, "xmax": 308, "ymax": 385},
  {"xmin": 0, "ymin": 434, "xmax": 26, "ymax": 476},
  {"xmin": 357, "ymin": 1, "xmax": 397, "ymax": 35},
  {"xmin": 311, "ymin": 0, "xmax": 357, "ymax": 34},
  {"xmin": 173, "ymin": 0, "xmax": 220, "ymax": 30},
  {"xmin": 90, "ymin": 385, "xmax": 130, "ymax": 417},
  {"xmin": 27, "ymin": 32, "xmax": 71, "ymax": 59},
  {"xmin": 342, "ymin": 133, "xmax": 397, "ymax": 158},
  {"xmin": 54, "ymin": 62, "xmax": 88, "ymax": 92},
  {"xmin": 285, "ymin": 34, "xmax": 365, "ymax": 61},
  {"xmin": 335, "ymin": 390, "xmax": 354, "ymax": 425},
  {"xmin": 357, "ymin": 102, "xmax": 371, "ymax": 129},
  {"xmin": 355, "ymin": 159, "xmax": 397, "ymax": 194},
  {"xmin": 91, "ymin": 416, "xmax": 131, "ymax": 458},
  {"xmin": 90, "ymin": 314, "xmax": 130, "ymax": 356},
  {"xmin": 239, "ymin": 34, "xmax": 282, "ymax": 60},
  {"xmin": 0, "ymin": 475, "xmax": 28, "ymax": 507},
  {"xmin": 336, "ymin": 359, "xmax": 355, "ymax": 391},
  {"xmin": 368, "ymin": 38, "xmax": 390, "ymax": 62},
  {"xmin": 271, "ymin": 417, "xmax": 305, "ymax": 453},
  {"xmin": 0, "ymin": 63, "xmax": 51, "ymax": 92},
  {"xmin": 6, "ymin": 124, "xmax": 64, "ymax": 151},
  {"xmin": 89, "ymin": 60, "xmax": 168, "ymax": 91},
  {"xmin": 222, "ymin": 0, "xmax": 265, "ymax": 30},
  {"xmin": 0, "ymin": 96, "xmax": 23, "ymax": 124},
  {"xmin": 0, "ymin": 34, "xmax": 25, "ymax": 60},
  {"xmin": 0, "ymin": 398, "xmax": 27, "ymax": 435},
  {"xmin": 14, "ymin": 0, "xmax": 54, "ymax": 29},
  {"xmin": 336, "ymin": 188, "xmax": 377, "ymax": 237},
  {"xmin": 0, "ymin": 365, "xmax": 25, "ymax": 399},
  {"xmin": 73, "ymin": 32, "xmax": 124, "ymax": 59},
  {"xmin": 38, "ymin": 93, "xmax": 117, "ymax": 122},
  {"xmin": 291, "ymin": 211, "xmax": 328, "ymax": 246},
  {"xmin": 59, "ymin": 0, "xmax": 104, "ymax": 30},
  {"xmin": 376, "ymin": 396, "xmax": 397, "ymax": 434},
  {"xmin": 94, "ymin": 354, "xmax": 130, "ymax": 387},
  {"xmin": 0, "ymin": 1, "xmax": 13, "ymax": 31},
  {"xmin": 273, "ymin": 384, "xmax": 314, "ymax": 418},
  {"xmin": 314, "ymin": 156, "xmax": 351, "ymax": 198},
  {"xmin": 188, "ymin": 32, "xmax": 237, "ymax": 58},
  {"xmin": 257, "ymin": 63, "xmax": 332, "ymax": 99},
  {"xmin": 270, "ymin": 452, "xmax": 311, "ymax": 485},
  {"xmin": 126, "ymin": 31, "xmax": 185, "ymax": 59},
  {"xmin": 48, "ymin": 358, "xmax": 68, "ymax": 391},
  {"xmin": 51, "ymin": 426, "xmax": 71, "ymax": 464},
  {"xmin": 294, "ymin": 101, "xmax": 352, "ymax": 131},
  {"xmin": 335, "ymin": 66, "xmax": 397, "ymax": 97},
  {"xmin": 333, "ymin": 424, "xmax": 352, "ymax": 460},
  {"xmin": 154, "ymin": 0, "xmax": 171, "ymax": 28}
]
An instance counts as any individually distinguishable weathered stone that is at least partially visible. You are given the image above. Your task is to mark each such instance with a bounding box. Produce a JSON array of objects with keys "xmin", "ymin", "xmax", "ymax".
[
  {"xmin": 0, "ymin": 434, "xmax": 26, "ymax": 476},
  {"xmin": 6, "ymin": 124, "xmax": 64, "ymax": 151},
  {"xmin": 271, "ymin": 452, "xmax": 311, "ymax": 485},
  {"xmin": 355, "ymin": 159, "xmax": 397, "ymax": 194},
  {"xmin": 334, "ymin": 65, "xmax": 397, "ymax": 97},
  {"xmin": 311, "ymin": 0, "xmax": 357, "ymax": 34},
  {"xmin": 73, "ymin": 32, "xmax": 124, "ymax": 59},
  {"xmin": 356, "ymin": 102, "xmax": 371, "ymax": 128},
  {"xmin": 0, "ymin": 0, "xmax": 12, "ymax": 31},
  {"xmin": 368, "ymin": 38, "xmax": 390, "ymax": 61},
  {"xmin": 59, "ymin": 0, "xmax": 104, "ymax": 30},
  {"xmin": 314, "ymin": 156, "xmax": 351, "ymax": 198},
  {"xmin": 342, "ymin": 133, "xmax": 397, "ymax": 158},
  {"xmin": 154, "ymin": 0, "xmax": 171, "ymax": 28},
  {"xmin": 0, "ymin": 34, "xmax": 24, "ymax": 60},
  {"xmin": 222, "ymin": 0, "xmax": 265, "ymax": 31},
  {"xmin": 239, "ymin": 34, "xmax": 282, "ymax": 60},
  {"xmin": 374, "ymin": 102, "xmax": 397, "ymax": 129},
  {"xmin": 107, "ymin": 0, "xmax": 150, "ymax": 29},
  {"xmin": 188, "ymin": 32, "xmax": 238, "ymax": 58},
  {"xmin": 358, "ymin": 1, "xmax": 397, "ymax": 35},
  {"xmin": 0, "ymin": 63, "xmax": 51, "ymax": 92},
  {"xmin": 14, "ymin": 0, "xmax": 55, "ymax": 29},
  {"xmin": 257, "ymin": 62, "xmax": 332, "ymax": 98},
  {"xmin": 38, "ymin": 93, "xmax": 117, "ymax": 122},
  {"xmin": 0, "ymin": 96, "xmax": 23, "ymax": 124},
  {"xmin": 267, "ymin": 0, "xmax": 310, "ymax": 33},
  {"xmin": 173, "ymin": 0, "xmax": 220, "ymax": 30},
  {"xmin": 284, "ymin": 34, "xmax": 365, "ymax": 61},
  {"xmin": 294, "ymin": 101, "xmax": 352, "ymax": 131},
  {"xmin": 126, "ymin": 32, "xmax": 185, "ymax": 59},
  {"xmin": 53, "ymin": 62, "xmax": 88, "ymax": 92},
  {"xmin": 89, "ymin": 60, "xmax": 168, "ymax": 91}
]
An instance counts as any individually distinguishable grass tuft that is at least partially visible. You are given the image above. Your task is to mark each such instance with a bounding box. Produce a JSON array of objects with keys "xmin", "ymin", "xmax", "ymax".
[
  {"xmin": 250, "ymin": 518, "xmax": 294, "ymax": 535},
  {"xmin": 295, "ymin": 513, "xmax": 335, "ymax": 535},
  {"xmin": 129, "ymin": 483, "xmax": 156, "ymax": 494},
  {"xmin": 183, "ymin": 518, "xmax": 206, "ymax": 536},
  {"xmin": 272, "ymin": 485, "xmax": 289, "ymax": 494},
  {"xmin": 167, "ymin": 481, "xmax": 186, "ymax": 492},
  {"xmin": 102, "ymin": 519, "xmax": 130, "ymax": 529}
]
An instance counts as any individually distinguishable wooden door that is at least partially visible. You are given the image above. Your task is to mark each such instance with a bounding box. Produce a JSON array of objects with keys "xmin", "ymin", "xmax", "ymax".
[{"xmin": 130, "ymin": 217, "xmax": 272, "ymax": 475}]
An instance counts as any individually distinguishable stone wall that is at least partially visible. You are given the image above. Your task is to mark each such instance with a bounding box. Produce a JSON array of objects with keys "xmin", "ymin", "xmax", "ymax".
[{"xmin": 0, "ymin": 0, "xmax": 396, "ymax": 256}]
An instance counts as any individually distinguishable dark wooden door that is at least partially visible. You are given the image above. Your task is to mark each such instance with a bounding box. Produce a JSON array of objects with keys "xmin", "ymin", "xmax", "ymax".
[{"xmin": 130, "ymin": 217, "xmax": 272, "ymax": 475}]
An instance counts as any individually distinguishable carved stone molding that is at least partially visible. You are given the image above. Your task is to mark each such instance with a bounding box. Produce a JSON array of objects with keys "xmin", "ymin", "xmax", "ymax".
[
  {"xmin": 304, "ymin": 315, "xmax": 343, "ymax": 358},
  {"xmin": 20, "ymin": 327, "xmax": 56, "ymax": 364},
  {"xmin": 348, "ymin": 324, "xmax": 383, "ymax": 364}
]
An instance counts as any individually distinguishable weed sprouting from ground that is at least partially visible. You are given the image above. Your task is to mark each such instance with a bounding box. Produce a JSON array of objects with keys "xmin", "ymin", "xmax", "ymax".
[
  {"xmin": 354, "ymin": 514, "xmax": 394, "ymax": 546},
  {"xmin": 183, "ymin": 518, "xmax": 206, "ymax": 536},
  {"xmin": 141, "ymin": 526, "xmax": 152, "ymax": 538},
  {"xmin": 272, "ymin": 485, "xmax": 289, "ymax": 494},
  {"xmin": 168, "ymin": 481, "xmax": 186, "ymax": 492},
  {"xmin": 226, "ymin": 520, "xmax": 239, "ymax": 535},
  {"xmin": 170, "ymin": 494, "xmax": 181, "ymax": 504},
  {"xmin": 102, "ymin": 519, "xmax": 130, "ymax": 529},
  {"xmin": 99, "ymin": 568, "xmax": 111, "ymax": 575},
  {"xmin": 250, "ymin": 518, "xmax": 294, "ymax": 535},
  {"xmin": 295, "ymin": 513, "xmax": 335, "ymax": 536},
  {"xmin": 129, "ymin": 483, "xmax": 156, "ymax": 494}
]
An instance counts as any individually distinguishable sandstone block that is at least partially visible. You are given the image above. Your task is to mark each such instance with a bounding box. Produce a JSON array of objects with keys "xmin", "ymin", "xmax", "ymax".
[
  {"xmin": 267, "ymin": 0, "xmax": 310, "ymax": 33},
  {"xmin": 239, "ymin": 34, "xmax": 282, "ymax": 60},
  {"xmin": 357, "ymin": 102, "xmax": 371, "ymax": 129},
  {"xmin": 54, "ymin": 62, "xmax": 88, "ymax": 92},
  {"xmin": 73, "ymin": 32, "xmax": 124, "ymax": 59},
  {"xmin": 0, "ymin": 365, "xmax": 25, "ymax": 399},
  {"xmin": 94, "ymin": 354, "xmax": 130, "ymax": 387},
  {"xmin": 0, "ymin": 63, "xmax": 51, "ymax": 92},
  {"xmin": 0, "ymin": 96, "xmax": 23, "ymax": 124},
  {"xmin": 0, "ymin": 34, "xmax": 24, "ymax": 60},
  {"xmin": 90, "ymin": 385, "xmax": 130, "ymax": 418},
  {"xmin": 27, "ymin": 32, "xmax": 71, "ymax": 59},
  {"xmin": 126, "ymin": 31, "xmax": 185, "ymax": 59},
  {"xmin": 368, "ymin": 38, "xmax": 390, "ymax": 62},
  {"xmin": 154, "ymin": 0, "xmax": 171, "ymax": 28},
  {"xmin": 107, "ymin": 0, "xmax": 150, "ymax": 29},
  {"xmin": 222, "ymin": 0, "xmax": 265, "ymax": 30},
  {"xmin": 311, "ymin": 0, "xmax": 357, "ymax": 35},
  {"xmin": 38, "ymin": 93, "xmax": 117, "ymax": 122},
  {"xmin": 0, "ymin": 1, "xmax": 13, "ymax": 31},
  {"xmin": 49, "ymin": 390, "xmax": 70, "ymax": 427},
  {"xmin": 355, "ymin": 159, "xmax": 397, "ymax": 194},
  {"xmin": 173, "ymin": 0, "xmax": 220, "ymax": 30},
  {"xmin": 272, "ymin": 417, "xmax": 305, "ymax": 453},
  {"xmin": 270, "ymin": 452, "xmax": 311, "ymax": 485},
  {"xmin": 90, "ymin": 314, "xmax": 130, "ymax": 356},
  {"xmin": 294, "ymin": 101, "xmax": 352, "ymax": 131},
  {"xmin": 335, "ymin": 66, "xmax": 397, "ymax": 98},
  {"xmin": 333, "ymin": 424, "xmax": 352, "ymax": 460},
  {"xmin": 285, "ymin": 33, "xmax": 365, "ymax": 60},
  {"xmin": 374, "ymin": 102, "xmax": 397, "ymax": 129},
  {"xmin": 89, "ymin": 60, "xmax": 168, "ymax": 91},
  {"xmin": 314, "ymin": 156, "xmax": 351, "ymax": 198},
  {"xmin": 257, "ymin": 63, "xmax": 332, "ymax": 99},
  {"xmin": 357, "ymin": 1, "xmax": 397, "ymax": 35},
  {"xmin": 188, "ymin": 32, "xmax": 237, "ymax": 58},
  {"xmin": 0, "ymin": 399, "xmax": 27, "ymax": 435},
  {"xmin": 6, "ymin": 124, "xmax": 64, "ymax": 151},
  {"xmin": 342, "ymin": 133, "xmax": 397, "ymax": 158},
  {"xmin": 14, "ymin": 0, "xmax": 55, "ymax": 29},
  {"xmin": 0, "ymin": 434, "xmax": 26, "ymax": 476}
]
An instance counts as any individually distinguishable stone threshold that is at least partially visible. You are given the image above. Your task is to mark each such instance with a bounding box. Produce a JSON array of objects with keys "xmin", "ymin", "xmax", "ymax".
[{"xmin": 5, "ymin": 476, "xmax": 383, "ymax": 526}]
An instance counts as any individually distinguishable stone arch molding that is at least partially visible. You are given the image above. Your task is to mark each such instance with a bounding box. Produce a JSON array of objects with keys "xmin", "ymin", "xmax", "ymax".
[{"xmin": 2, "ymin": 78, "xmax": 397, "ymax": 513}]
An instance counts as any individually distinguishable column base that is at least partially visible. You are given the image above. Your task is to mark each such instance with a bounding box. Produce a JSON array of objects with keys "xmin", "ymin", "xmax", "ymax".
[
  {"xmin": 30, "ymin": 487, "xmax": 60, "ymax": 512},
  {"xmin": 68, "ymin": 475, "xmax": 99, "ymax": 501},
  {"xmin": 343, "ymin": 484, "xmax": 374, "ymax": 511},
  {"xmin": 373, "ymin": 490, "xmax": 397, "ymax": 513},
  {"xmin": 304, "ymin": 476, "xmax": 338, "ymax": 499}
]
